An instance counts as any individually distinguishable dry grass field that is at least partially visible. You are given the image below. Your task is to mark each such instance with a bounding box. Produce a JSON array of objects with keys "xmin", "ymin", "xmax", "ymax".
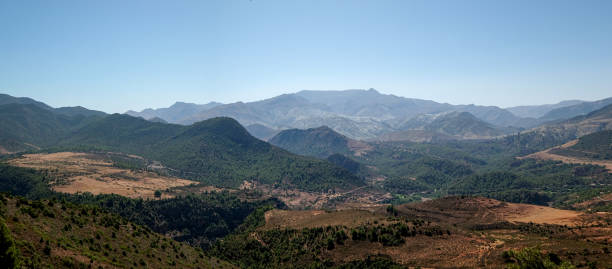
[{"xmin": 8, "ymin": 152, "xmax": 198, "ymax": 199}]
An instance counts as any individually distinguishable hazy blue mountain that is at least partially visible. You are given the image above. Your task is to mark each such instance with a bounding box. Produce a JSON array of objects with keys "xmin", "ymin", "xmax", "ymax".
[
  {"xmin": 123, "ymin": 89, "xmax": 609, "ymax": 140},
  {"xmin": 172, "ymin": 89, "xmax": 533, "ymax": 139},
  {"xmin": 147, "ymin": 116, "xmax": 168, "ymax": 123},
  {"xmin": 453, "ymin": 105, "xmax": 539, "ymax": 128},
  {"xmin": 506, "ymin": 100, "xmax": 584, "ymax": 118},
  {"xmin": 424, "ymin": 111, "xmax": 507, "ymax": 138},
  {"xmin": 295, "ymin": 88, "xmax": 450, "ymax": 119},
  {"xmin": 126, "ymin": 101, "xmax": 222, "ymax": 123},
  {"xmin": 381, "ymin": 111, "xmax": 509, "ymax": 142},
  {"xmin": 245, "ymin": 124, "xmax": 279, "ymax": 141},
  {"xmin": 516, "ymin": 103, "xmax": 612, "ymax": 151},
  {"xmin": 373, "ymin": 130, "xmax": 457, "ymax": 143},
  {"xmin": 539, "ymin": 97, "xmax": 612, "ymax": 122}
]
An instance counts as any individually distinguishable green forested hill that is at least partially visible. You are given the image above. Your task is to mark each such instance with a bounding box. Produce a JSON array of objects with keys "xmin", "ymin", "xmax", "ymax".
[
  {"xmin": 61, "ymin": 115, "xmax": 363, "ymax": 191},
  {"xmin": 550, "ymin": 130, "xmax": 612, "ymax": 160},
  {"xmin": 269, "ymin": 126, "xmax": 353, "ymax": 158},
  {"xmin": 0, "ymin": 100, "xmax": 363, "ymax": 192},
  {"xmin": 0, "ymin": 104, "xmax": 102, "ymax": 152},
  {"xmin": 0, "ymin": 193, "xmax": 233, "ymax": 268}
]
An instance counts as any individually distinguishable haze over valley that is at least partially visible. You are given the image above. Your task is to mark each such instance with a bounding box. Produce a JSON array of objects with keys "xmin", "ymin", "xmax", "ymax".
[{"xmin": 2, "ymin": 0, "xmax": 612, "ymax": 268}]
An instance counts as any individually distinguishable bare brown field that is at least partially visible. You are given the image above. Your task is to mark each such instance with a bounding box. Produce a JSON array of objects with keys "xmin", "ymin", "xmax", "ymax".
[
  {"xmin": 263, "ymin": 208, "xmax": 387, "ymax": 230},
  {"xmin": 399, "ymin": 196, "xmax": 584, "ymax": 226},
  {"xmin": 498, "ymin": 202, "xmax": 582, "ymax": 226},
  {"xmin": 259, "ymin": 196, "xmax": 612, "ymax": 267},
  {"xmin": 520, "ymin": 139, "xmax": 612, "ymax": 171},
  {"xmin": 8, "ymin": 152, "xmax": 198, "ymax": 199}
]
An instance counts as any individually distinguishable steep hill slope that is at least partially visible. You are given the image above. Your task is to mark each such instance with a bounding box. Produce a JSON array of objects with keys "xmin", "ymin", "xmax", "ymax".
[{"xmin": 0, "ymin": 193, "xmax": 231, "ymax": 268}]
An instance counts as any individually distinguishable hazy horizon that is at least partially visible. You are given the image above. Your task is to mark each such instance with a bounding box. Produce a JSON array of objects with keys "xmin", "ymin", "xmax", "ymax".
[
  {"xmin": 2, "ymin": 0, "xmax": 611, "ymax": 113},
  {"xmin": 1, "ymin": 88, "xmax": 609, "ymax": 115}
]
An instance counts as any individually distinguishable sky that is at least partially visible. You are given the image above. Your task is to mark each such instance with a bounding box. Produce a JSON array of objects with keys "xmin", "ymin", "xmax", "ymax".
[{"xmin": 1, "ymin": 0, "xmax": 611, "ymax": 113}]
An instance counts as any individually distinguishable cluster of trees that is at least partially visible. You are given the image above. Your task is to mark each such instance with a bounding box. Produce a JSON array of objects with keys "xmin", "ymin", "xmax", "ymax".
[
  {"xmin": 0, "ymin": 163, "xmax": 286, "ymax": 249},
  {"xmin": 0, "ymin": 193, "xmax": 213, "ymax": 268},
  {"xmin": 503, "ymin": 247, "xmax": 575, "ymax": 269},
  {"xmin": 550, "ymin": 130, "xmax": 612, "ymax": 160}
]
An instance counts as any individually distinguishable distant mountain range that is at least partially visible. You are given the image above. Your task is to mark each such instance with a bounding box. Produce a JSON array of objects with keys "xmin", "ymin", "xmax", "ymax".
[
  {"xmin": 126, "ymin": 101, "xmax": 222, "ymax": 123},
  {"xmin": 505, "ymin": 100, "xmax": 584, "ymax": 118},
  {"xmin": 125, "ymin": 89, "xmax": 611, "ymax": 140},
  {"xmin": 265, "ymin": 103, "xmax": 612, "ymax": 162},
  {"xmin": 375, "ymin": 111, "xmax": 514, "ymax": 142}
]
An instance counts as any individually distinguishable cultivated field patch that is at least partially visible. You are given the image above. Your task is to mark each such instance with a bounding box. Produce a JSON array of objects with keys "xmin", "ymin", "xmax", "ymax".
[{"xmin": 8, "ymin": 152, "xmax": 198, "ymax": 198}]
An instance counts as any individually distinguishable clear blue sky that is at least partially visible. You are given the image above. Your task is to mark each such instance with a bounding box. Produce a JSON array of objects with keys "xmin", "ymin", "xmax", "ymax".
[{"xmin": 1, "ymin": 0, "xmax": 611, "ymax": 113}]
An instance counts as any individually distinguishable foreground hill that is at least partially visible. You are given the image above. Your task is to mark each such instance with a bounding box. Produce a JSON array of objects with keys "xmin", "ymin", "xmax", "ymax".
[
  {"xmin": 60, "ymin": 115, "xmax": 363, "ymax": 192},
  {"xmin": 214, "ymin": 196, "xmax": 611, "ymax": 268},
  {"xmin": 0, "ymin": 193, "xmax": 232, "ymax": 268}
]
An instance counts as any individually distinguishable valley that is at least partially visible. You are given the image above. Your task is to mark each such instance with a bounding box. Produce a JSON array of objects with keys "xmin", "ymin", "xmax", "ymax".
[
  {"xmin": 3, "ymin": 1, "xmax": 612, "ymax": 267},
  {"xmin": 1, "ymin": 92, "xmax": 611, "ymax": 268}
]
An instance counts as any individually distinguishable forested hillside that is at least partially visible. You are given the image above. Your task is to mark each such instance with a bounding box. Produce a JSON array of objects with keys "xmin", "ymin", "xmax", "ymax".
[
  {"xmin": 269, "ymin": 126, "xmax": 354, "ymax": 158},
  {"xmin": 0, "ymin": 193, "xmax": 232, "ymax": 268},
  {"xmin": 61, "ymin": 115, "xmax": 363, "ymax": 191}
]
